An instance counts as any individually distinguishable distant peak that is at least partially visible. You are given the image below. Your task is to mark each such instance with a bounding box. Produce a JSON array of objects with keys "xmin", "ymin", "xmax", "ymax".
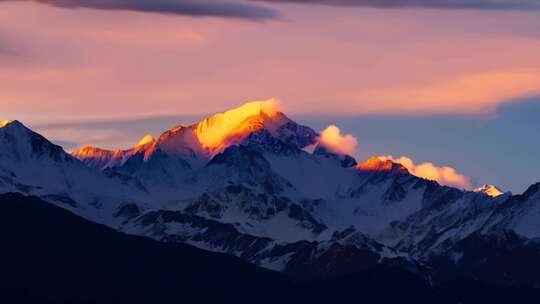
[
  {"xmin": 136, "ymin": 134, "xmax": 155, "ymax": 147},
  {"xmin": 474, "ymin": 184, "xmax": 506, "ymax": 198},
  {"xmin": 356, "ymin": 156, "xmax": 407, "ymax": 174},
  {"xmin": 72, "ymin": 146, "xmax": 113, "ymax": 157},
  {"xmin": 0, "ymin": 119, "xmax": 19, "ymax": 128},
  {"xmin": 0, "ymin": 120, "xmax": 29, "ymax": 133}
]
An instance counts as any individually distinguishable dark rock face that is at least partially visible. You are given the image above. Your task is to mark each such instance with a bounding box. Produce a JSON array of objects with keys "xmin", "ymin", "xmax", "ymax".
[
  {"xmin": 133, "ymin": 209, "xmax": 274, "ymax": 259},
  {"xmin": 261, "ymin": 235, "xmax": 420, "ymax": 279},
  {"xmin": 428, "ymin": 231, "xmax": 540, "ymax": 288},
  {"xmin": 240, "ymin": 129, "xmax": 303, "ymax": 156},
  {"xmin": 209, "ymin": 145, "xmax": 270, "ymax": 170},
  {"xmin": 383, "ymin": 180, "xmax": 407, "ymax": 202},
  {"xmin": 340, "ymin": 155, "xmax": 358, "ymax": 168},
  {"xmin": 30, "ymin": 135, "xmax": 73, "ymax": 163},
  {"xmin": 313, "ymin": 145, "xmax": 357, "ymax": 168},
  {"xmin": 275, "ymin": 119, "xmax": 318, "ymax": 148},
  {"xmin": 127, "ymin": 205, "xmax": 422, "ymax": 280},
  {"xmin": 114, "ymin": 203, "xmax": 141, "ymax": 220},
  {"xmin": 184, "ymin": 193, "xmax": 226, "ymax": 219},
  {"xmin": 207, "ymin": 145, "xmax": 291, "ymax": 194},
  {"xmin": 288, "ymin": 203, "xmax": 327, "ymax": 234},
  {"xmin": 115, "ymin": 148, "xmax": 192, "ymax": 185}
]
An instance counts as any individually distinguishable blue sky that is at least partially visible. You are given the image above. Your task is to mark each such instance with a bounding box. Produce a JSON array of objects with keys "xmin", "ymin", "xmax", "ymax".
[{"xmin": 298, "ymin": 97, "xmax": 540, "ymax": 193}]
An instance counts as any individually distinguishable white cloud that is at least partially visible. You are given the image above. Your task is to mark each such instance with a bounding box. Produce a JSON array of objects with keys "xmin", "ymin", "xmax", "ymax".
[{"xmin": 318, "ymin": 125, "xmax": 358, "ymax": 156}]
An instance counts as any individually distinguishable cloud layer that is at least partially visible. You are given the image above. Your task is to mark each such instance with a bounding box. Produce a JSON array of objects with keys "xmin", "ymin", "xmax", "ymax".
[
  {"xmin": 350, "ymin": 70, "xmax": 540, "ymax": 115},
  {"xmin": 318, "ymin": 125, "xmax": 358, "ymax": 156},
  {"xmin": 2, "ymin": 1, "xmax": 540, "ymax": 118},
  {"xmin": 258, "ymin": 0, "xmax": 540, "ymax": 11},
  {"xmin": 379, "ymin": 156, "xmax": 472, "ymax": 189},
  {"xmin": 7, "ymin": 0, "xmax": 279, "ymax": 20}
]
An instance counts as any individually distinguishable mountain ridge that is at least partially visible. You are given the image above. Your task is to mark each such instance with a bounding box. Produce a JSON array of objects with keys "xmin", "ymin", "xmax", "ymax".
[
  {"xmin": 12, "ymin": 192, "xmax": 529, "ymax": 304},
  {"xmin": 73, "ymin": 100, "xmax": 318, "ymax": 171},
  {"xmin": 1, "ymin": 102, "xmax": 539, "ymax": 289}
]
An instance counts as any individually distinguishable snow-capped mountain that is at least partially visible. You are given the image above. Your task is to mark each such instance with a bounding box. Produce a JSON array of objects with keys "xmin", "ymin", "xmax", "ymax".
[
  {"xmin": 73, "ymin": 101, "xmax": 317, "ymax": 170},
  {"xmin": 0, "ymin": 119, "xmax": 149, "ymax": 224},
  {"xmin": 1, "ymin": 102, "xmax": 540, "ymax": 287},
  {"xmin": 73, "ymin": 101, "xmax": 317, "ymax": 189},
  {"xmin": 474, "ymin": 184, "xmax": 509, "ymax": 198},
  {"xmin": 72, "ymin": 134, "xmax": 156, "ymax": 170},
  {"xmin": 0, "ymin": 119, "xmax": 93, "ymax": 193}
]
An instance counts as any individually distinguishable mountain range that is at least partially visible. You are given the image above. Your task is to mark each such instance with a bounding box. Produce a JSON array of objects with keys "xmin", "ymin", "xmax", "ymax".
[{"xmin": 2, "ymin": 101, "xmax": 540, "ymax": 297}]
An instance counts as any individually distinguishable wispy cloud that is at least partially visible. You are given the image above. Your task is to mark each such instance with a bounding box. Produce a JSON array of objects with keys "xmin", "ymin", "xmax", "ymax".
[
  {"xmin": 3, "ymin": 0, "xmax": 279, "ymax": 20},
  {"xmin": 347, "ymin": 69, "xmax": 540, "ymax": 116},
  {"xmin": 30, "ymin": 114, "xmax": 203, "ymax": 151},
  {"xmin": 256, "ymin": 0, "xmax": 540, "ymax": 11}
]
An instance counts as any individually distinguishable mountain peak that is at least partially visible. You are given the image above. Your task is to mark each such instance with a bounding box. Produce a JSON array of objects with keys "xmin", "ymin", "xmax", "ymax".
[
  {"xmin": 73, "ymin": 146, "xmax": 113, "ymax": 157},
  {"xmin": 0, "ymin": 120, "xmax": 23, "ymax": 129},
  {"xmin": 356, "ymin": 156, "xmax": 408, "ymax": 174},
  {"xmin": 0, "ymin": 120, "xmax": 16, "ymax": 128},
  {"xmin": 136, "ymin": 134, "xmax": 155, "ymax": 147},
  {"xmin": 72, "ymin": 99, "xmax": 317, "ymax": 170},
  {"xmin": 0, "ymin": 119, "xmax": 74, "ymax": 166},
  {"xmin": 194, "ymin": 99, "xmax": 281, "ymax": 152},
  {"xmin": 474, "ymin": 184, "xmax": 507, "ymax": 197},
  {"xmin": 0, "ymin": 120, "xmax": 34, "ymax": 137}
]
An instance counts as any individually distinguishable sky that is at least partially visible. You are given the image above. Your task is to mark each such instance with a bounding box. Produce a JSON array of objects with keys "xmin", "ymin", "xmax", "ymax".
[{"xmin": 1, "ymin": 0, "xmax": 540, "ymax": 193}]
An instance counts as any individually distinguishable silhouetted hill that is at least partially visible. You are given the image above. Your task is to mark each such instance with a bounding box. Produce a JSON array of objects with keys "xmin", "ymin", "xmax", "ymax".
[
  {"xmin": 0, "ymin": 193, "xmax": 287, "ymax": 304},
  {"xmin": 2, "ymin": 193, "xmax": 539, "ymax": 304}
]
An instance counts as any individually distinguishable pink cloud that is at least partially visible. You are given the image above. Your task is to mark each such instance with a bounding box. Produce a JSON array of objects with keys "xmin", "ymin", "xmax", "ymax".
[
  {"xmin": 346, "ymin": 69, "xmax": 540, "ymax": 115},
  {"xmin": 1, "ymin": 2, "xmax": 540, "ymax": 121}
]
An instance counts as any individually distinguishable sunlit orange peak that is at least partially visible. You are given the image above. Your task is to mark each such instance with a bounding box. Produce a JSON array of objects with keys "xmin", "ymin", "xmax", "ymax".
[
  {"xmin": 72, "ymin": 146, "xmax": 113, "ymax": 158},
  {"xmin": 136, "ymin": 134, "xmax": 155, "ymax": 147},
  {"xmin": 356, "ymin": 156, "xmax": 407, "ymax": 173},
  {"xmin": 0, "ymin": 120, "xmax": 16, "ymax": 128},
  {"xmin": 195, "ymin": 99, "xmax": 280, "ymax": 151},
  {"xmin": 475, "ymin": 185, "xmax": 505, "ymax": 198}
]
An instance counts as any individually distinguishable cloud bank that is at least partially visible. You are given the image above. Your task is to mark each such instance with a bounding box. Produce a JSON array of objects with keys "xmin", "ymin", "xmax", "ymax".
[
  {"xmin": 318, "ymin": 125, "xmax": 358, "ymax": 156},
  {"xmin": 350, "ymin": 70, "xmax": 540, "ymax": 115},
  {"xmin": 7, "ymin": 0, "xmax": 279, "ymax": 20},
  {"xmin": 379, "ymin": 155, "xmax": 472, "ymax": 189},
  {"xmin": 257, "ymin": 0, "xmax": 540, "ymax": 11},
  {"xmin": 2, "ymin": 1, "xmax": 540, "ymax": 118}
]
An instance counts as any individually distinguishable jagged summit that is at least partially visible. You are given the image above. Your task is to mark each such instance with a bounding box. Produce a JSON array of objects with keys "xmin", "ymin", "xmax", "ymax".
[
  {"xmin": 152, "ymin": 99, "xmax": 286, "ymax": 157},
  {"xmin": 74, "ymin": 146, "xmax": 113, "ymax": 156},
  {"xmin": 0, "ymin": 120, "xmax": 29, "ymax": 132},
  {"xmin": 0, "ymin": 119, "xmax": 67, "ymax": 162},
  {"xmin": 136, "ymin": 134, "xmax": 155, "ymax": 147},
  {"xmin": 0, "ymin": 120, "xmax": 17, "ymax": 128},
  {"xmin": 72, "ymin": 146, "xmax": 122, "ymax": 170},
  {"xmin": 356, "ymin": 156, "xmax": 408, "ymax": 174},
  {"xmin": 73, "ymin": 99, "xmax": 318, "ymax": 170},
  {"xmin": 194, "ymin": 100, "xmax": 280, "ymax": 151},
  {"xmin": 474, "ymin": 184, "xmax": 507, "ymax": 197}
]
